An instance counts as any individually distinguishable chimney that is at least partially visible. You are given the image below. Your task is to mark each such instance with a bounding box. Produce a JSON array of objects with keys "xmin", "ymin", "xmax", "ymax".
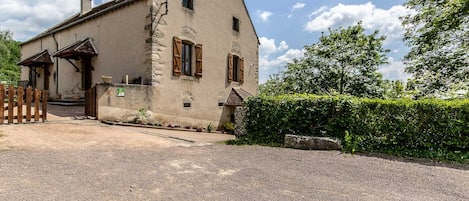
[{"xmin": 81, "ymin": 0, "xmax": 92, "ymax": 15}]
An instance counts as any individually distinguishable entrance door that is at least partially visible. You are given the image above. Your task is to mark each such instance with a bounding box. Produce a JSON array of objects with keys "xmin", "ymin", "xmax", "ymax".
[
  {"xmin": 29, "ymin": 67, "xmax": 37, "ymax": 88},
  {"xmin": 44, "ymin": 65, "xmax": 50, "ymax": 91},
  {"xmin": 81, "ymin": 57, "xmax": 92, "ymax": 90},
  {"xmin": 85, "ymin": 86, "xmax": 97, "ymax": 118}
]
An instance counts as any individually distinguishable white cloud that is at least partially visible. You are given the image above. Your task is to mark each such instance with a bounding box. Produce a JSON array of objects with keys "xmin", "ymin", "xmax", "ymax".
[
  {"xmin": 305, "ymin": 3, "xmax": 414, "ymax": 41},
  {"xmin": 379, "ymin": 57, "xmax": 411, "ymax": 81},
  {"xmin": 292, "ymin": 3, "xmax": 306, "ymax": 11},
  {"xmin": 258, "ymin": 37, "xmax": 305, "ymax": 83},
  {"xmin": 0, "ymin": 0, "xmax": 79, "ymax": 41},
  {"xmin": 257, "ymin": 10, "xmax": 273, "ymax": 22},
  {"xmin": 260, "ymin": 48, "xmax": 305, "ymax": 71},
  {"xmin": 259, "ymin": 37, "xmax": 289, "ymax": 55},
  {"xmin": 288, "ymin": 2, "xmax": 307, "ymax": 18},
  {"xmin": 94, "ymin": 0, "xmax": 113, "ymax": 6}
]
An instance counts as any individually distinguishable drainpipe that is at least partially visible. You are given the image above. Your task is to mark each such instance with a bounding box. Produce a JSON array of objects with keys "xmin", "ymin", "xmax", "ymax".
[{"xmin": 52, "ymin": 34, "xmax": 59, "ymax": 94}]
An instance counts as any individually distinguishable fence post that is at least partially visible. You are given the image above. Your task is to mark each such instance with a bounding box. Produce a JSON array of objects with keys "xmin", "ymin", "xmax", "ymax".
[
  {"xmin": 0, "ymin": 85, "xmax": 4, "ymax": 124},
  {"xmin": 17, "ymin": 87, "xmax": 24, "ymax": 123},
  {"xmin": 8, "ymin": 85, "xmax": 14, "ymax": 124},
  {"xmin": 42, "ymin": 90, "xmax": 48, "ymax": 122},
  {"xmin": 34, "ymin": 89, "xmax": 40, "ymax": 122},
  {"xmin": 26, "ymin": 87, "xmax": 32, "ymax": 122}
]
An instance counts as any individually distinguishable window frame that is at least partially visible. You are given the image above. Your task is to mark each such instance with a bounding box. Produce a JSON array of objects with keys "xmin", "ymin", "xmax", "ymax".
[
  {"xmin": 232, "ymin": 55, "xmax": 240, "ymax": 82},
  {"xmin": 232, "ymin": 17, "xmax": 240, "ymax": 32},
  {"xmin": 181, "ymin": 41, "xmax": 193, "ymax": 76},
  {"xmin": 182, "ymin": 0, "xmax": 194, "ymax": 10}
]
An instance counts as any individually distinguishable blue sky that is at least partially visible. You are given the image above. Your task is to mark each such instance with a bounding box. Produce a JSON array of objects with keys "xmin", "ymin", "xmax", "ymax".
[{"xmin": 0, "ymin": 0, "xmax": 412, "ymax": 83}]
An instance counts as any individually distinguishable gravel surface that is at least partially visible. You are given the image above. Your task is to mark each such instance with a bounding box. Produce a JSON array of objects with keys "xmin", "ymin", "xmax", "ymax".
[{"xmin": 0, "ymin": 121, "xmax": 468, "ymax": 201}]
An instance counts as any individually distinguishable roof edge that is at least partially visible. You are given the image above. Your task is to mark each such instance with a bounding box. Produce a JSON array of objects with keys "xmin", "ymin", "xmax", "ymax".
[
  {"xmin": 21, "ymin": 0, "xmax": 141, "ymax": 45},
  {"xmin": 242, "ymin": 0, "xmax": 260, "ymax": 45}
]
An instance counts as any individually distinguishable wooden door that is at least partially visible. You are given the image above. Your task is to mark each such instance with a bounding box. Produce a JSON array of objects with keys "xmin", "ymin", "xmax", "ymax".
[
  {"xmin": 81, "ymin": 57, "xmax": 92, "ymax": 90},
  {"xmin": 85, "ymin": 86, "xmax": 97, "ymax": 118}
]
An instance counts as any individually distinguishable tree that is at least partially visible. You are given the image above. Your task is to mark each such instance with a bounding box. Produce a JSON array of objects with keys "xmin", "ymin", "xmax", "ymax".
[
  {"xmin": 402, "ymin": 0, "xmax": 469, "ymax": 95},
  {"xmin": 260, "ymin": 22, "xmax": 389, "ymax": 98},
  {"xmin": 382, "ymin": 80, "xmax": 407, "ymax": 99},
  {"xmin": 0, "ymin": 30, "xmax": 21, "ymax": 82}
]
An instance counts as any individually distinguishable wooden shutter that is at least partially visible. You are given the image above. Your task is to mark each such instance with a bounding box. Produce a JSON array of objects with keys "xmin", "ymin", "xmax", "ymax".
[
  {"xmin": 195, "ymin": 44, "xmax": 203, "ymax": 78},
  {"xmin": 173, "ymin": 37, "xmax": 182, "ymax": 76},
  {"xmin": 228, "ymin": 53, "xmax": 233, "ymax": 83},
  {"xmin": 239, "ymin": 57, "xmax": 245, "ymax": 83}
]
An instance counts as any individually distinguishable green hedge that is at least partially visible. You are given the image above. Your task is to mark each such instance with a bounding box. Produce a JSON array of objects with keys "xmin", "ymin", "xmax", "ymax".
[{"xmin": 240, "ymin": 94, "xmax": 469, "ymax": 162}]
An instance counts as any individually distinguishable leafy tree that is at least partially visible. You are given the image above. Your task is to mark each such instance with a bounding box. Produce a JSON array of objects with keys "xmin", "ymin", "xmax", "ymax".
[
  {"xmin": 0, "ymin": 30, "xmax": 21, "ymax": 82},
  {"xmin": 259, "ymin": 73, "xmax": 288, "ymax": 96},
  {"xmin": 260, "ymin": 22, "xmax": 389, "ymax": 98},
  {"xmin": 402, "ymin": 0, "xmax": 469, "ymax": 95},
  {"xmin": 382, "ymin": 80, "xmax": 404, "ymax": 99}
]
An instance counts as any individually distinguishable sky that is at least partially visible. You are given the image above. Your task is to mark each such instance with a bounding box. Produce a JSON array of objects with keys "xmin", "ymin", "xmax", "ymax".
[{"xmin": 0, "ymin": 0, "xmax": 413, "ymax": 83}]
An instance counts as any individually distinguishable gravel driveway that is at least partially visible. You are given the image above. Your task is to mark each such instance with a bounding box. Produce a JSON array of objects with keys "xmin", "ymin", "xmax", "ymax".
[{"xmin": 0, "ymin": 121, "xmax": 468, "ymax": 201}]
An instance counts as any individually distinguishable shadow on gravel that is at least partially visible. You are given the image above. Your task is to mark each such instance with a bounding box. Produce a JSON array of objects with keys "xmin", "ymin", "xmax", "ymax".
[
  {"xmin": 47, "ymin": 104, "xmax": 85, "ymax": 117},
  {"xmin": 356, "ymin": 152, "xmax": 469, "ymax": 171}
]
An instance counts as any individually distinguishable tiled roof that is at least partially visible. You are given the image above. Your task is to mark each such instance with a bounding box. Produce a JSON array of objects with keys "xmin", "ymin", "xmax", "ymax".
[
  {"xmin": 22, "ymin": 0, "xmax": 259, "ymax": 45},
  {"xmin": 17, "ymin": 50, "xmax": 53, "ymax": 67},
  {"xmin": 225, "ymin": 88, "xmax": 253, "ymax": 106},
  {"xmin": 53, "ymin": 38, "xmax": 98, "ymax": 59},
  {"xmin": 22, "ymin": 0, "xmax": 141, "ymax": 45}
]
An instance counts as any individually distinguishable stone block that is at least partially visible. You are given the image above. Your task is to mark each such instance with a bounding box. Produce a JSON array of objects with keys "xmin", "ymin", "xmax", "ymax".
[{"xmin": 284, "ymin": 134, "xmax": 342, "ymax": 150}]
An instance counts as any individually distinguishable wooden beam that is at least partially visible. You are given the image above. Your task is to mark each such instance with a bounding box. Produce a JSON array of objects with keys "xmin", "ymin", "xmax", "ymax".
[
  {"xmin": 26, "ymin": 87, "xmax": 32, "ymax": 122},
  {"xmin": 0, "ymin": 85, "xmax": 4, "ymax": 124},
  {"xmin": 42, "ymin": 90, "xmax": 48, "ymax": 122},
  {"xmin": 8, "ymin": 85, "xmax": 14, "ymax": 124},
  {"xmin": 34, "ymin": 89, "xmax": 40, "ymax": 122},
  {"xmin": 17, "ymin": 87, "xmax": 24, "ymax": 123}
]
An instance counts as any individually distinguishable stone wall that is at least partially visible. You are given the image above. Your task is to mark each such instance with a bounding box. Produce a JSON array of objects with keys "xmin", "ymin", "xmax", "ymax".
[
  {"xmin": 234, "ymin": 106, "xmax": 247, "ymax": 137},
  {"xmin": 96, "ymin": 83, "xmax": 154, "ymax": 123}
]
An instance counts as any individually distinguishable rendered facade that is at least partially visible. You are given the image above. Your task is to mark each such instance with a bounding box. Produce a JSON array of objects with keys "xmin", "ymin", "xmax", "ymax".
[{"xmin": 19, "ymin": 0, "xmax": 259, "ymax": 127}]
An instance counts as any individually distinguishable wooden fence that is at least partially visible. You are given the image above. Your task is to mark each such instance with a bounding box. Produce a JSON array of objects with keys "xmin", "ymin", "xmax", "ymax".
[{"xmin": 0, "ymin": 85, "xmax": 47, "ymax": 124}]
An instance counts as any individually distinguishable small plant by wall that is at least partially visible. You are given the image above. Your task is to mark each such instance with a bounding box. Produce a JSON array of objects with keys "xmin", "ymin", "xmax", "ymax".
[{"xmin": 135, "ymin": 108, "xmax": 150, "ymax": 124}]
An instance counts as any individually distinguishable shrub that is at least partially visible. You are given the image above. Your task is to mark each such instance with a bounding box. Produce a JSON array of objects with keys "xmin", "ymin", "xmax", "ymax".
[{"xmin": 240, "ymin": 94, "xmax": 469, "ymax": 162}]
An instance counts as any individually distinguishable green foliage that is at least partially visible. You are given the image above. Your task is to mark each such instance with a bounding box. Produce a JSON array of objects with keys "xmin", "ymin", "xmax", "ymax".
[
  {"xmin": 0, "ymin": 30, "xmax": 21, "ymax": 82},
  {"xmin": 259, "ymin": 22, "xmax": 389, "ymax": 98},
  {"xmin": 402, "ymin": 0, "xmax": 469, "ymax": 95},
  {"xmin": 239, "ymin": 95, "xmax": 469, "ymax": 162},
  {"xmin": 135, "ymin": 108, "xmax": 150, "ymax": 124},
  {"xmin": 382, "ymin": 80, "xmax": 404, "ymax": 99},
  {"xmin": 223, "ymin": 122, "xmax": 235, "ymax": 133},
  {"xmin": 207, "ymin": 122, "xmax": 214, "ymax": 133}
]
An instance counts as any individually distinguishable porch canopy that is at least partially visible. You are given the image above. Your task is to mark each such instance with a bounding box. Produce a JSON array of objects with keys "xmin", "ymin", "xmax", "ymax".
[
  {"xmin": 17, "ymin": 50, "xmax": 53, "ymax": 67},
  {"xmin": 53, "ymin": 38, "xmax": 98, "ymax": 60},
  {"xmin": 225, "ymin": 88, "xmax": 253, "ymax": 106}
]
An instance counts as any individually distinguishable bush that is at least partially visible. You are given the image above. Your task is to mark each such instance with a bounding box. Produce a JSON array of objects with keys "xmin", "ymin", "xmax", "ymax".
[{"xmin": 240, "ymin": 94, "xmax": 469, "ymax": 162}]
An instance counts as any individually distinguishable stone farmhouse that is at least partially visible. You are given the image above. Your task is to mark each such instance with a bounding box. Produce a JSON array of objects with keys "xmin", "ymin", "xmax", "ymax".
[{"xmin": 18, "ymin": 0, "xmax": 259, "ymax": 128}]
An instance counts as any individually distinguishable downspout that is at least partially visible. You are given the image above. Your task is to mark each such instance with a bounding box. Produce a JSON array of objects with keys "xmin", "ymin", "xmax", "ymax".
[{"xmin": 52, "ymin": 34, "xmax": 59, "ymax": 94}]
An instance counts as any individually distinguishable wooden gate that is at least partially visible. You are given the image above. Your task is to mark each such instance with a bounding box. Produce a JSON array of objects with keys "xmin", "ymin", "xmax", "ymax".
[
  {"xmin": 85, "ymin": 86, "xmax": 97, "ymax": 118},
  {"xmin": 0, "ymin": 85, "xmax": 47, "ymax": 124}
]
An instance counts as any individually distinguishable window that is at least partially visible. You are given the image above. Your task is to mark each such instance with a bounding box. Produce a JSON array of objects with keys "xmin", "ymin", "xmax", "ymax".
[
  {"xmin": 182, "ymin": 0, "xmax": 193, "ymax": 10},
  {"xmin": 233, "ymin": 17, "xmax": 240, "ymax": 32},
  {"xmin": 228, "ymin": 53, "xmax": 244, "ymax": 83},
  {"xmin": 232, "ymin": 55, "xmax": 240, "ymax": 81},
  {"xmin": 182, "ymin": 42, "xmax": 192, "ymax": 76},
  {"xmin": 173, "ymin": 36, "xmax": 203, "ymax": 77}
]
